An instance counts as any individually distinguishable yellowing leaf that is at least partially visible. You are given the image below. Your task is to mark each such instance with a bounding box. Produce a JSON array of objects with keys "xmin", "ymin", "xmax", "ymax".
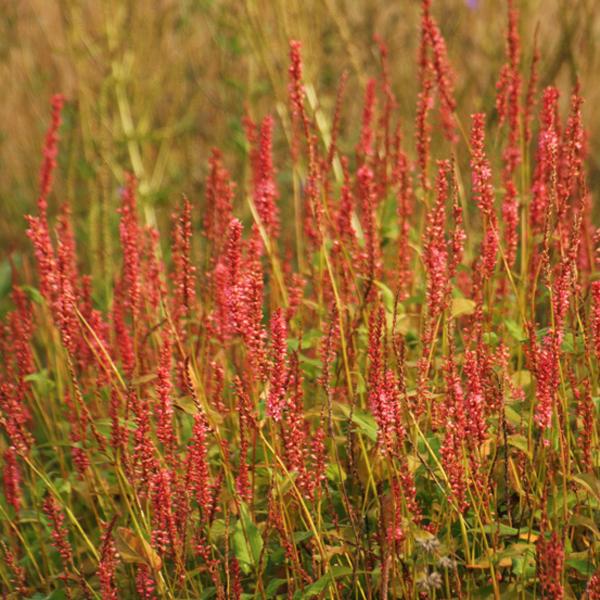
[
  {"xmin": 511, "ymin": 370, "xmax": 532, "ymax": 388},
  {"xmin": 114, "ymin": 527, "xmax": 162, "ymax": 571},
  {"xmin": 508, "ymin": 457, "xmax": 526, "ymax": 497},
  {"xmin": 450, "ymin": 298, "xmax": 476, "ymax": 318},
  {"xmin": 505, "ymin": 406, "xmax": 522, "ymax": 427},
  {"xmin": 174, "ymin": 395, "xmax": 223, "ymax": 425},
  {"xmin": 570, "ymin": 515, "xmax": 600, "ymax": 540},
  {"xmin": 174, "ymin": 395, "xmax": 199, "ymax": 415},
  {"xmin": 479, "ymin": 439, "xmax": 494, "ymax": 458},
  {"xmin": 571, "ymin": 473, "xmax": 600, "ymax": 504},
  {"xmin": 507, "ymin": 434, "xmax": 531, "ymax": 459},
  {"xmin": 315, "ymin": 544, "xmax": 348, "ymax": 562},
  {"xmin": 466, "ymin": 556, "xmax": 512, "ymax": 569},
  {"xmin": 357, "ymin": 446, "xmax": 385, "ymax": 486}
]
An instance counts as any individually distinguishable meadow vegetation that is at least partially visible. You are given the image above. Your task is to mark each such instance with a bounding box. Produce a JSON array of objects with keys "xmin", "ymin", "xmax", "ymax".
[{"xmin": 1, "ymin": 1, "xmax": 600, "ymax": 598}]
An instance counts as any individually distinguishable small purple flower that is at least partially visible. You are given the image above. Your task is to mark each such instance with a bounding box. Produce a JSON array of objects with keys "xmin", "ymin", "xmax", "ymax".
[{"xmin": 466, "ymin": 0, "xmax": 478, "ymax": 8}]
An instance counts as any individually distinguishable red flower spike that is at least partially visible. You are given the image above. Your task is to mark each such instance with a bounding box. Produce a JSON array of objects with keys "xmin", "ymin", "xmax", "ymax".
[
  {"xmin": 118, "ymin": 174, "xmax": 141, "ymax": 320},
  {"xmin": 3, "ymin": 446, "xmax": 21, "ymax": 512},
  {"xmin": 267, "ymin": 308, "xmax": 288, "ymax": 421},
  {"xmin": 42, "ymin": 494, "xmax": 73, "ymax": 567},
  {"xmin": 97, "ymin": 521, "xmax": 119, "ymax": 600}
]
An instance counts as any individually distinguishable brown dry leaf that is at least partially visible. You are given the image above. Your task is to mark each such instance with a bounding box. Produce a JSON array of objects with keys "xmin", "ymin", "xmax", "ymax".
[
  {"xmin": 518, "ymin": 531, "xmax": 539, "ymax": 543},
  {"xmin": 317, "ymin": 544, "xmax": 349, "ymax": 562},
  {"xmin": 114, "ymin": 527, "xmax": 162, "ymax": 571},
  {"xmin": 478, "ymin": 439, "xmax": 494, "ymax": 458}
]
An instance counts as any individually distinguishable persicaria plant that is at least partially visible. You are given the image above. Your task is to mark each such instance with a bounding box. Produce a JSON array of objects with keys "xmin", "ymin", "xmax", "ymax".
[{"xmin": 1, "ymin": 1, "xmax": 599, "ymax": 598}]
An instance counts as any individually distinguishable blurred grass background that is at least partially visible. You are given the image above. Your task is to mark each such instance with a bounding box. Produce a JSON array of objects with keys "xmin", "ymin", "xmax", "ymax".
[{"xmin": 0, "ymin": 0, "xmax": 598, "ymax": 275}]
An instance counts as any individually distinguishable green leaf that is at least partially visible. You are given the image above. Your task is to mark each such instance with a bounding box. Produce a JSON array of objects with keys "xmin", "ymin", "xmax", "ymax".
[
  {"xmin": 566, "ymin": 556, "xmax": 594, "ymax": 576},
  {"xmin": 482, "ymin": 332, "xmax": 499, "ymax": 346},
  {"xmin": 374, "ymin": 280, "xmax": 396, "ymax": 313},
  {"xmin": 24, "ymin": 370, "xmax": 55, "ymax": 394},
  {"xmin": 232, "ymin": 503, "xmax": 263, "ymax": 573},
  {"xmin": 22, "ymin": 284, "xmax": 44, "ymax": 305},
  {"xmin": 293, "ymin": 530, "xmax": 313, "ymax": 543},
  {"xmin": 0, "ymin": 259, "xmax": 11, "ymax": 301},
  {"xmin": 498, "ymin": 543, "xmax": 536, "ymax": 577},
  {"xmin": 470, "ymin": 584, "xmax": 497, "ymax": 599},
  {"xmin": 480, "ymin": 523, "xmax": 520, "ymax": 536},
  {"xmin": 266, "ymin": 578, "xmax": 288, "ymax": 598},
  {"xmin": 354, "ymin": 371, "xmax": 367, "ymax": 395},
  {"xmin": 326, "ymin": 463, "xmax": 347, "ymax": 483},
  {"xmin": 287, "ymin": 329, "xmax": 322, "ymax": 351},
  {"xmin": 561, "ymin": 332, "xmax": 574, "ymax": 352},
  {"xmin": 208, "ymin": 518, "xmax": 227, "ymax": 543},
  {"xmin": 350, "ymin": 409, "xmax": 378, "ymax": 442},
  {"xmin": 505, "ymin": 320, "xmax": 526, "ymax": 342},
  {"xmin": 298, "ymin": 354, "xmax": 323, "ymax": 379},
  {"xmin": 511, "ymin": 555, "xmax": 536, "ymax": 578},
  {"xmin": 301, "ymin": 565, "xmax": 354, "ymax": 598},
  {"xmin": 25, "ymin": 592, "xmax": 67, "ymax": 600}
]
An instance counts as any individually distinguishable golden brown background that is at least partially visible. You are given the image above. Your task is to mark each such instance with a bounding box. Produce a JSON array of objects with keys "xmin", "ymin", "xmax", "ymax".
[{"xmin": 1, "ymin": 0, "xmax": 598, "ymax": 260}]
